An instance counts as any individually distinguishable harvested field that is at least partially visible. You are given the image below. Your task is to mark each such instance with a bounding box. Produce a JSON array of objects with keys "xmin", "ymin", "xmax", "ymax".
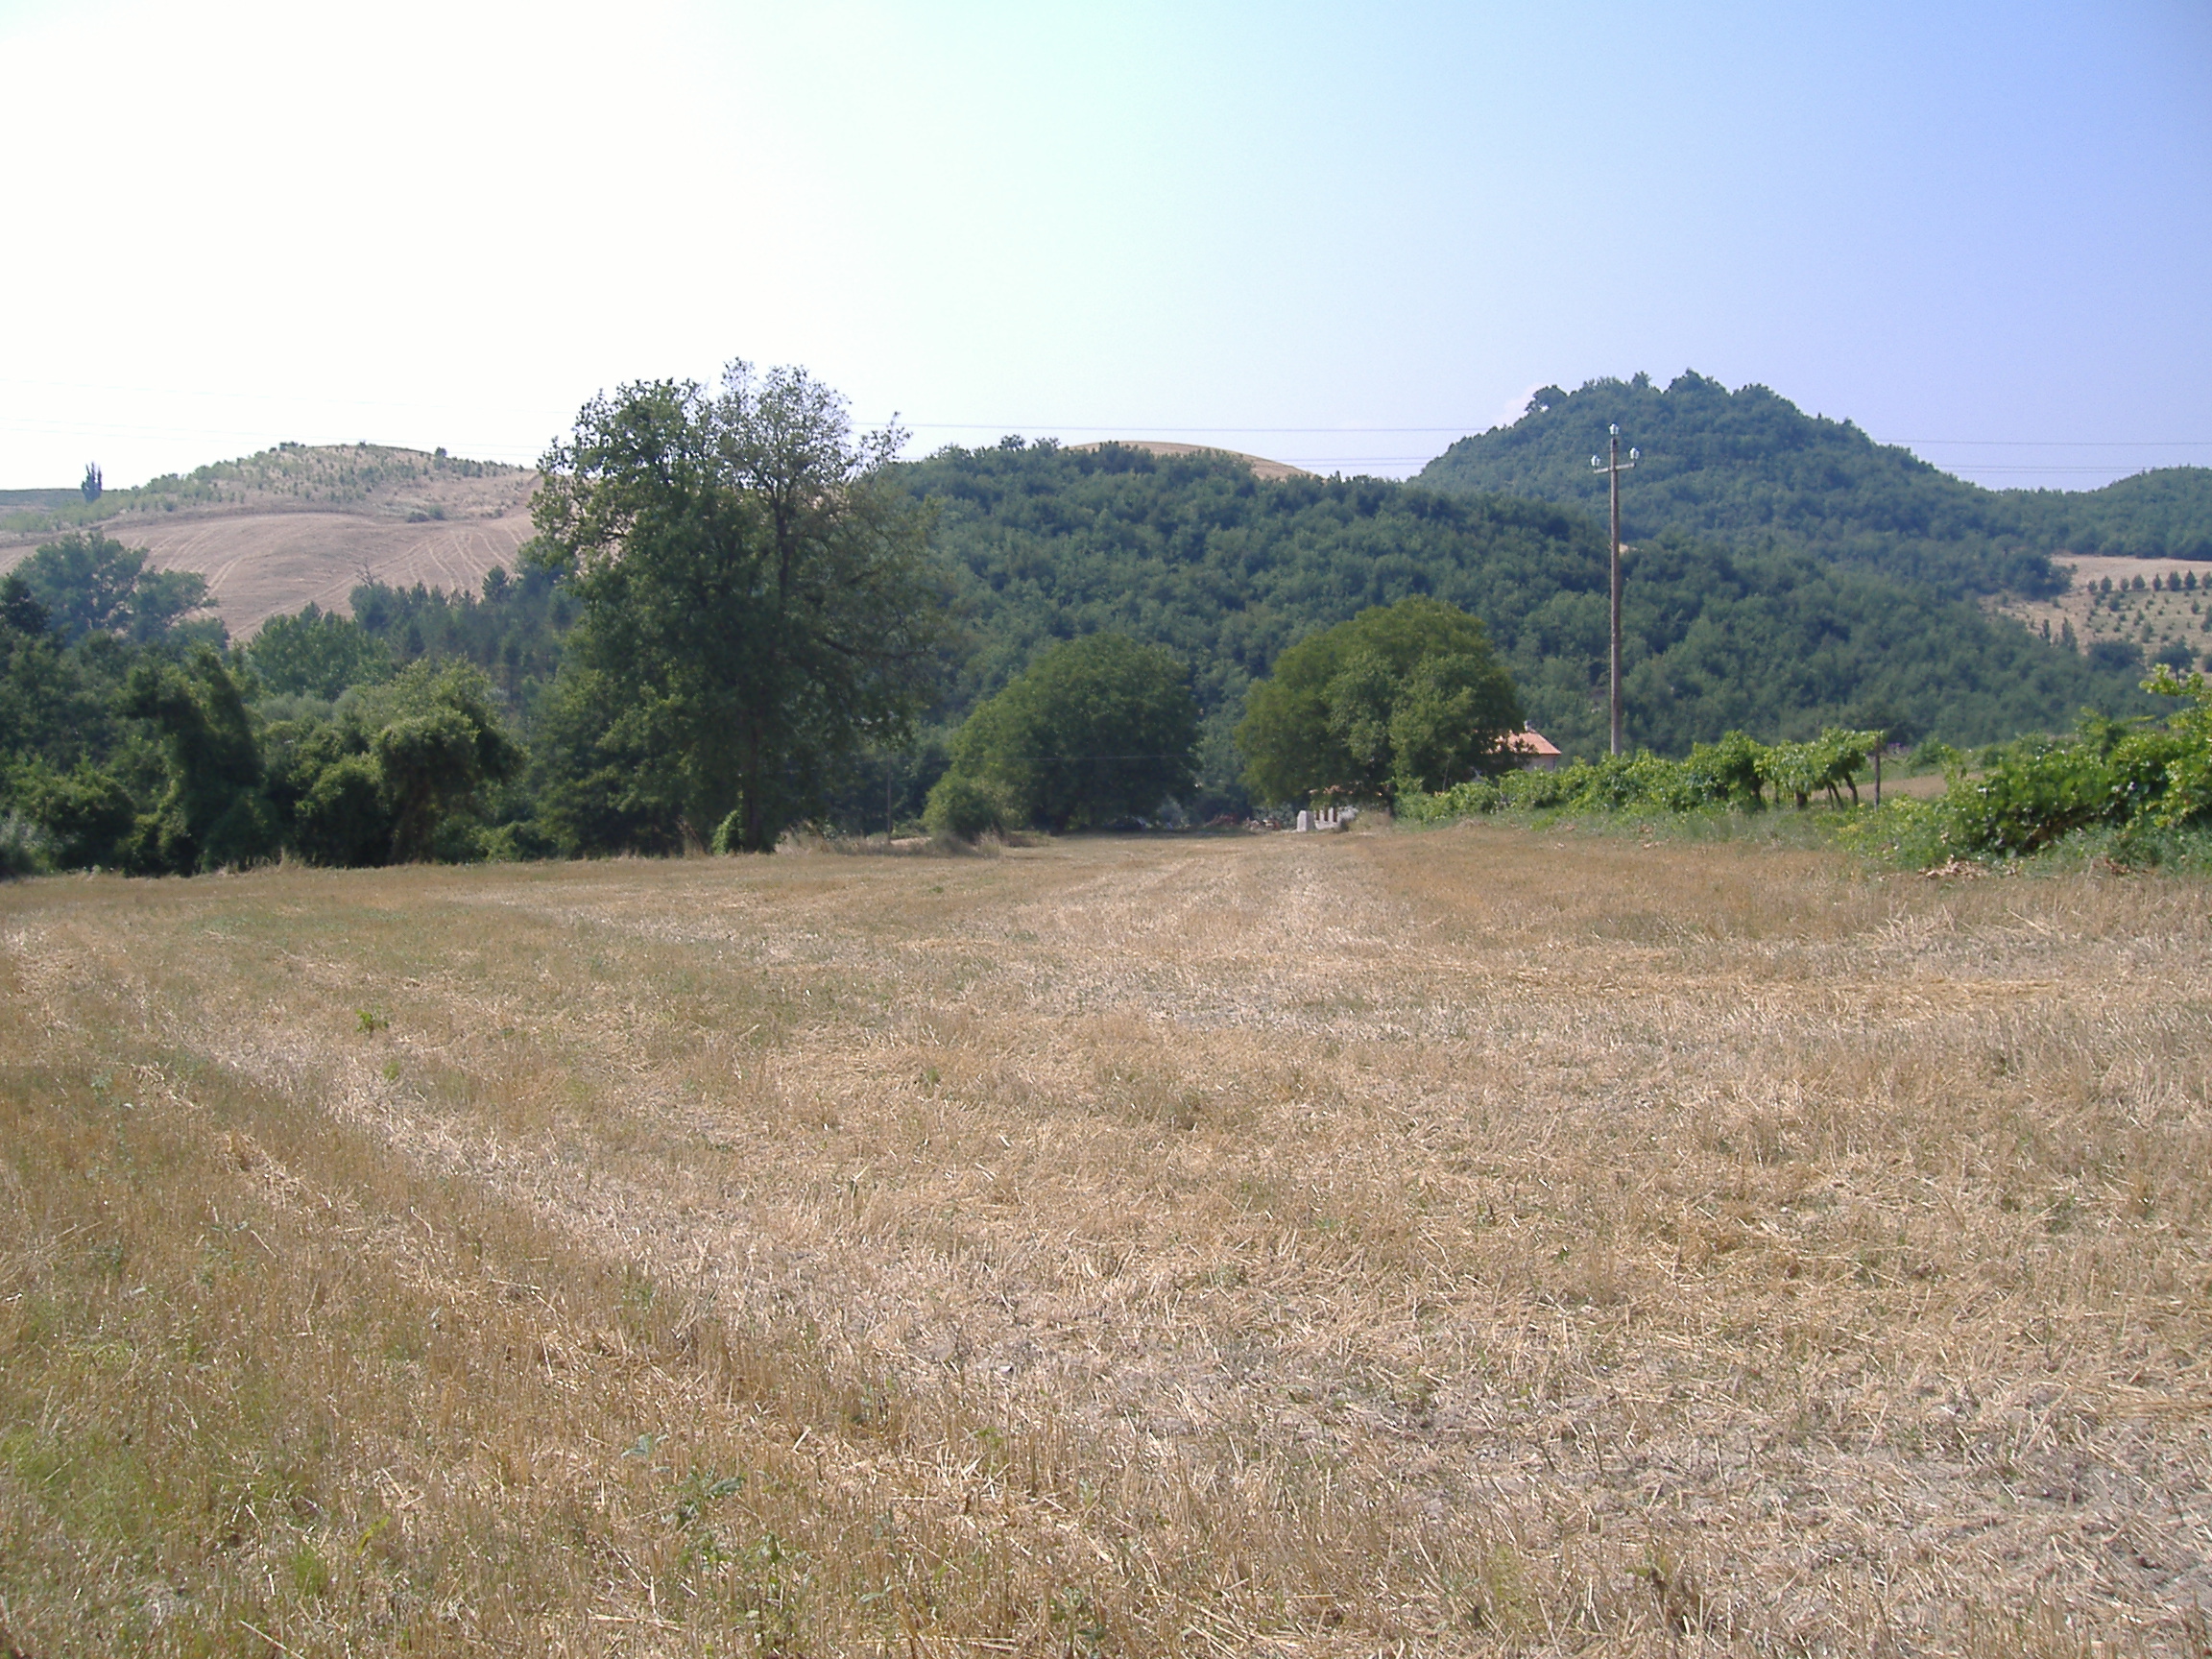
[
  {"xmin": 2, "ymin": 826, "xmax": 2208, "ymax": 1655},
  {"xmin": 0, "ymin": 445, "xmax": 539, "ymax": 637}
]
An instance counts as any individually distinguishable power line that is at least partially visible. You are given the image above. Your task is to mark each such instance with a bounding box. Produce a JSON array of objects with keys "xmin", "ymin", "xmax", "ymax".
[{"xmin": 1880, "ymin": 438, "xmax": 2212, "ymax": 447}]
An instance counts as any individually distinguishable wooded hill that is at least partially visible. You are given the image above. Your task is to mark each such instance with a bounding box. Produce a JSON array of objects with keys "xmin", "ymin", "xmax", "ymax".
[
  {"xmin": 1414, "ymin": 373, "xmax": 2212, "ymax": 586},
  {"xmin": 898, "ymin": 439, "xmax": 2152, "ymax": 770}
]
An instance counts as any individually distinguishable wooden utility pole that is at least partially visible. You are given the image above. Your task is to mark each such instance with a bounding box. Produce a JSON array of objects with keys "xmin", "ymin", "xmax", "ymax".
[{"xmin": 1591, "ymin": 426, "xmax": 1638, "ymax": 755}]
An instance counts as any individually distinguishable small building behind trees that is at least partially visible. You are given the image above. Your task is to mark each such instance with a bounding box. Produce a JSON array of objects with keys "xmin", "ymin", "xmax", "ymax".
[{"xmin": 1503, "ymin": 728, "xmax": 1562, "ymax": 771}]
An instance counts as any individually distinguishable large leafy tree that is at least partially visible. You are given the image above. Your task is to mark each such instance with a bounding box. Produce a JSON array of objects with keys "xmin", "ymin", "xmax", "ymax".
[
  {"xmin": 933, "ymin": 632, "xmax": 1198, "ymax": 832},
  {"xmin": 14, "ymin": 532, "xmax": 218, "ymax": 644},
  {"xmin": 528, "ymin": 361, "xmax": 948, "ymax": 853},
  {"xmin": 1238, "ymin": 596, "xmax": 1523, "ymax": 803}
]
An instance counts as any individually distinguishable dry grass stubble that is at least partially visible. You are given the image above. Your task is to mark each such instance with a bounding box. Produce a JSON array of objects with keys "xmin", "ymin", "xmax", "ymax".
[{"xmin": 2, "ymin": 824, "xmax": 2208, "ymax": 1655}]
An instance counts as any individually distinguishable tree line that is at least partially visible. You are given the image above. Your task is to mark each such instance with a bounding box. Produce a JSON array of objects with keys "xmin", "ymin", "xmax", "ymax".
[{"xmin": 0, "ymin": 358, "xmax": 2189, "ymax": 875}]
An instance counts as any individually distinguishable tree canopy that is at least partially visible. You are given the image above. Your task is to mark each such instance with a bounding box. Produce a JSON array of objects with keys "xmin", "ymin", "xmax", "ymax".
[
  {"xmin": 930, "ymin": 632, "xmax": 1198, "ymax": 833},
  {"xmin": 1413, "ymin": 372, "xmax": 2212, "ymax": 585},
  {"xmin": 526, "ymin": 362, "xmax": 949, "ymax": 853},
  {"xmin": 894, "ymin": 439, "xmax": 2152, "ymax": 768},
  {"xmin": 12, "ymin": 532, "xmax": 219, "ymax": 644},
  {"xmin": 5, "ymin": 366, "xmax": 2201, "ymax": 877},
  {"xmin": 248, "ymin": 604, "xmax": 393, "ymax": 700},
  {"xmin": 1237, "ymin": 596, "xmax": 1522, "ymax": 803}
]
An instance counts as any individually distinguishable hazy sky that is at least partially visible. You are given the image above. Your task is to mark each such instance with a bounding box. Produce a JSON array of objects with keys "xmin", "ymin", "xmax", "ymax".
[{"xmin": 3, "ymin": 1, "xmax": 2207, "ymax": 490}]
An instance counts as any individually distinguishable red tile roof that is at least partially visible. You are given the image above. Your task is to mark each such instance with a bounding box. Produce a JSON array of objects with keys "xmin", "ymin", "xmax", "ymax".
[{"xmin": 1503, "ymin": 728, "xmax": 1561, "ymax": 758}]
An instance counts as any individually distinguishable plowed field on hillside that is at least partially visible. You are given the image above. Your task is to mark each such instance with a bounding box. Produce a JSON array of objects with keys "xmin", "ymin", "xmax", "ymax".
[{"xmin": 1, "ymin": 504, "xmax": 534, "ymax": 635}]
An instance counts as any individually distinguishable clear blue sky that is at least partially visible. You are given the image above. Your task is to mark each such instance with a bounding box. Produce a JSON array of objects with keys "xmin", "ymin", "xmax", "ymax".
[{"xmin": 3, "ymin": 0, "xmax": 2206, "ymax": 489}]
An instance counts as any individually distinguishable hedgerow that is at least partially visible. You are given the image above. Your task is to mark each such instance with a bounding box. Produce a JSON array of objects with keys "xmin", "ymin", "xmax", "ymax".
[
  {"xmin": 1406, "ymin": 673, "xmax": 2212, "ymax": 871},
  {"xmin": 1839, "ymin": 669, "xmax": 2212, "ymax": 866},
  {"xmin": 1400, "ymin": 727, "xmax": 1882, "ymax": 823}
]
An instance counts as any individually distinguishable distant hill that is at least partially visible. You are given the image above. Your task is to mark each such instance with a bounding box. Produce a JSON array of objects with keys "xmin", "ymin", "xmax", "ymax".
[
  {"xmin": 4, "ymin": 423, "xmax": 2173, "ymax": 766},
  {"xmin": 0, "ymin": 444, "xmax": 538, "ymax": 636},
  {"xmin": 896, "ymin": 439, "xmax": 2152, "ymax": 767},
  {"xmin": 2029, "ymin": 467, "xmax": 2212, "ymax": 560},
  {"xmin": 1413, "ymin": 373, "xmax": 2212, "ymax": 592},
  {"xmin": 1068, "ymin": 440, "xmax": 1315, "ymax": 482}
]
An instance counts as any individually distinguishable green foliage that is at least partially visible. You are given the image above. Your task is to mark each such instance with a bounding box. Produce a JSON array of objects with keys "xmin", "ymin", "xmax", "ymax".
[
  {"xmin": 937, "ymin": 633, "xmax": 1198, "ymax": 831},
  {"xmin": 1683, "ymin": 730, "xmax": 1767, "ymax": 808},
  {"xmin": 15, "ymin": 533, "xmax": 139, "ymax": 637},
  {"xmin": 1, "ymin": 573, "xmax": 49, "ymax": 637},
  {"xmin": 1403, "ymin": 725, "xmax": 1880, "ymax": 823},
  {"xmin": 1890, "ymin": 674, "xmax": 2212, "ymax": 862},
  {"xmin": 291, "ymin": 751, "xmax": 389, "ymax": 867},
  {"xmin": 368, "ymin": 665, "xmax": 524, "ymax": 862},
  {"xmin": 1237, "ymin": 596, "xmax": 1522, "ymax": 802},
  {"xmin": 1415, "ymin": 371, "xmax": 2211, "ymax": 587},
  {"xmin": 268, "ymin": 661, "xmax": 526, "ymax": 866},
  {"xmin": 1755, "ymin": 729, "xmax": 1884, "ymax": 809},
  {"xmin": 3, "ymin": 758, "xmax": 138, "ymax": 868},
  {"xmin": 2030, "ymin": 469, "xmax": 2212, "ymax": 561},
  {"xmin": 118, "ymin": 645, "xmax": 277, "ymax": 873},
  {"xmin": 0, "ymin": 812, "xmax": 48, "ymax": 878},
  {"xmin": 529, "ymin": 362, "xmax": 949, "ymax": 854},
  {"xmin": 14, "ymin": 532, "xmax": 220, "ymax": 645},
  {"xmin": 526, "ymin": 661, "xmax": 685, "ymax": 857},
  {"xmin": 896, "ymin": 440, "xmax": 2150, "ymax": 767},
  {"xmin": 346, "ymin": 564, "xmax": 572, "ymax": 702},
  {"xmin": 2148, "ymin": 667, "xmax": 2212, "ymax": 827},
  {"xmin": 247, "ymin": 605, "xmax": 393, "ymax": 699},
  {"xmin": 920, "ymin": 770, "xmax": 1013, "ymax": 842}
]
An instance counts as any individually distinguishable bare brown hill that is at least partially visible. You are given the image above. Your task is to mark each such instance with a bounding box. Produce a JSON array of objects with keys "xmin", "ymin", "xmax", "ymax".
[{"xmin": 0, "ymin": 444, "xmax": 538, "ymax": 637}]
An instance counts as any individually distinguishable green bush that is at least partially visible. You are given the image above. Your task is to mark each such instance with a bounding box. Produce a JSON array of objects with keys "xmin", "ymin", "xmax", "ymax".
[
  {"xmin": 1238, "ymin": 597, "xmax": 1521, "ymax": 803},
  {"xmin": 1403, "ymin": 728, "xmax": 1878, "ymax": 825},
  {"xmin": 938, "ymin": 634, "xmax": 1198, "ymax": 831},
  {"xmin": 269, "ymin": 661, "xmax": 526, "ymax": 867},
  {"xmin": 921, "ymin": 772, "xmax": 1012, "ymax": 843},
  {"xmin": 0, "ymin": 812, "xmax": 49, "ymax": 878},
  {"xmin": 119, "ymin": 645, "xmax": 279, "ymax": 873},
  {"xmin": 1839, "ymin": 670, "xmax": 2212, "ymax": 865},
  {"xmin": 248, "ymin": 605, "xmax": 392, "ymax": 699},
  {"xmin": 4, "ymin": 758, "xmax": 137, "ymax": 868}
]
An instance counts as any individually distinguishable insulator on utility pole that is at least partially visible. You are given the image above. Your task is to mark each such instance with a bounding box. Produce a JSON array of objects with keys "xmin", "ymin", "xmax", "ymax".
[{"xmin": 1590, "ymin": 427, "xmax": 1638, "ymax": 756}]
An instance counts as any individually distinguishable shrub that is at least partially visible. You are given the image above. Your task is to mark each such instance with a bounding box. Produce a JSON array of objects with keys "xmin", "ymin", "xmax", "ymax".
[
  {"xmin": 1403, "ymin": 727, "xmax": 1878, "ymax": 824},
  {"xmin": 0, "ymin": 812, "xmax": 50, "ymax": 878},
  {"xmin": 1845, "ymin": 671, "xmax": 2212, "ymax": 864},
  {"xmin": 5, "ymin": 758, "xmax": 138, "ymax": 868},
  {"xmin": 921, "ymin": 772, "xmax": 1012, "ymax": 843}
]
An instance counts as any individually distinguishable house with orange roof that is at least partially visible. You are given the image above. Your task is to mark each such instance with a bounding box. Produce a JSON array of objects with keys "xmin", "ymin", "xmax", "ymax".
[{"xmin": 1502, "ymin": 728, "xmax": 1562, "ymax": 771}]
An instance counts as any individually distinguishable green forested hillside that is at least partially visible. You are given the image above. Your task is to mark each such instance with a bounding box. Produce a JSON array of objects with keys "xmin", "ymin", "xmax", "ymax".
[
  {"xmin": 0, "ymin": 428, "xmax": 2169, "ymax": 875},
  {"xmin": 2032, "ymin": 468, "xmax": 2212, "ymax": 560},
  {"xmin": 1414, "ymin": 373, "xmax": 2212, "ymax": 586},
  {"xmin": 896, "ymin": 439, "xmax": 2149, "ymax": 774}
]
